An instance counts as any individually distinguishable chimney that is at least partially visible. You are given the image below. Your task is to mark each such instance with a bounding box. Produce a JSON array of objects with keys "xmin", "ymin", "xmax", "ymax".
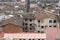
[{"xmin": 26, "ymin": 0, "xmax": 30, "ymax": 12}]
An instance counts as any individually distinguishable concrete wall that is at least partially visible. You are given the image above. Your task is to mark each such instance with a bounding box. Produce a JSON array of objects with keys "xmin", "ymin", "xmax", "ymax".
[{"xmin": 23, "ymin": 19, "xmax": 36, "ymax": 32}]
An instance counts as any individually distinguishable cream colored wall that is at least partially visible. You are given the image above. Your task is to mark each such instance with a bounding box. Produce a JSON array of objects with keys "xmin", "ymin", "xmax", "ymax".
[
  {"xmin": 40, "ymin": 18, "xmax": 59, "ymax": 27},
  {"xmin": 34, "ymin": 18, "xmax": 59, "ymax": 32},
  {"xmin": 23, "ymin": 18, "xmax": 59, "ymax": 32}
]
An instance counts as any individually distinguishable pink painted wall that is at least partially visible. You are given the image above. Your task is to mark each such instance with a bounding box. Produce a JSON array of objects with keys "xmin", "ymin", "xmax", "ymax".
[
  {"xmin": 46, "ymin": 27, "xmax": 60, "ymax": 40},
  {"xmin": 3, "ymin": 33, "xmax": 46, "ymax": 39}
]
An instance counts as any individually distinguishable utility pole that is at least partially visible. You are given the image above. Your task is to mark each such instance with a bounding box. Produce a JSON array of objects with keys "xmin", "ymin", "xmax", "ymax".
[{"xmin": 26, "ymin": 0, "xmax": 30, "ymax": 12}]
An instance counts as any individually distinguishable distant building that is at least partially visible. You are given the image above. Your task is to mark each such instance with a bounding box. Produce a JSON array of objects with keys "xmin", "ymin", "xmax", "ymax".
[
  {"xmin": 0, "ymin": 15, "xmax": 23, "ymax": 33},
  {"xmin": 23, "ymin": 14, "xmax": 36, "ymax": 32},
  {"xmin": 30, "ymin": 2, "xmax": 38, "ymax": 8},
  {"xmin": 34, "ymin": 9, "xmax": 59, "ymax": 33},
  {"xmin": 38, "ymin": 0, "xmax": 59, "ymax": 3},
  {"xmin": 0, "ymin": 0, "xmax": 16, "ymax": 2}
]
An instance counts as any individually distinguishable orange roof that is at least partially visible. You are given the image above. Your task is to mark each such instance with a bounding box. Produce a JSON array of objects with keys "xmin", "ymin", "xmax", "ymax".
[{"xmin": 2, "ymin": 23, "xmax": 23, "ymax": 33}]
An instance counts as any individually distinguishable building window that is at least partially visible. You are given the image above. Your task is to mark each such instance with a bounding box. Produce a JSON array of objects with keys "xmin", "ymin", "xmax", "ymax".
[
  {"xmin": 49, "ymin": 20, "xmax": 52, "ymax": 23},
  {"xmin": 41, "ymin": 31, "xmax": 44, "ymax": 33},
  {"xmin": 23, "ymin": 28, "xmax": 24, "ymax": 30},
  {"xmin": 38, "ymin": 31, "xmax": 40, "ymax": 33},
  {"xmin": 30, "ymin": 19, "xmax": 32, "ymax": 22},
  {"xmin": 30, "ymin": 24, "xmax": 32, "ymax": 26},
  {"xmin": 53, "ymin": 26, "xmax": 56, "ymax": 27},
  {"xmin": 23, "ymin": 39, "xmax": 25, "ymax": 40},
  {"xmin": 19, "ymin": 39, "xmax": 22, "ymax": 40},
  {"xmin": 29, "ymin": 39, "xmax": 31, "ymax": 40},
  {"xmin": 41, "ymin": 26, "xmax": 44, "ymax": 28},
  {"xmin": 38, "ymin": 39, "xmax": 40, "ymax": 40},
  {"xmin": 30, "ymin": 28, "xmax": 32, "ymax": 30},
  {"xmin": 42, "ymin": 39, "xmax": 44, "ymax": 40},
  {"xmin": 25, "ymin": 23, "xmax": 28, "ymax": 25},
  {"xmin": 33, "ymin": 39, "xmax": 35, "ymax": 40},
  {"xmin": 25, "ymin": 19, "xmax": 28, "ymax": 21},
  {"xmin": 25, "ymin": 27, "xmax": 28, "ymax": 30},
  {"xmin": 54, "ymin": 20, "xmax": 56, "ymax": 23},
  {"xmin": 23, "ymin": 27, "xmax": 28, "ymax": 32},
  {"xmin": 25, "ymin": 31, "xmax": 28, "ymax": 32},
  {"xmin": 49, "ymin": 26, "xmax": 52, "ymax": 27},
  {"xmin": 38, "ymin": 20, "xmax": 40, "ymax": 23}
]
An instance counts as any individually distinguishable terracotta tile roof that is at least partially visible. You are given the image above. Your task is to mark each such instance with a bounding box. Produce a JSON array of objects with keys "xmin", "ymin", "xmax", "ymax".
[
  {"xmin": 2, "ymin": 23, "xmax": 23, "ymax": 33},
  {"xmin": 35, "ymin": 9, "xmax": 57, "ymax": 20},
  {"xmin": 35, "ymin": 11, "xmax": 47, "ymax": 20}
]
